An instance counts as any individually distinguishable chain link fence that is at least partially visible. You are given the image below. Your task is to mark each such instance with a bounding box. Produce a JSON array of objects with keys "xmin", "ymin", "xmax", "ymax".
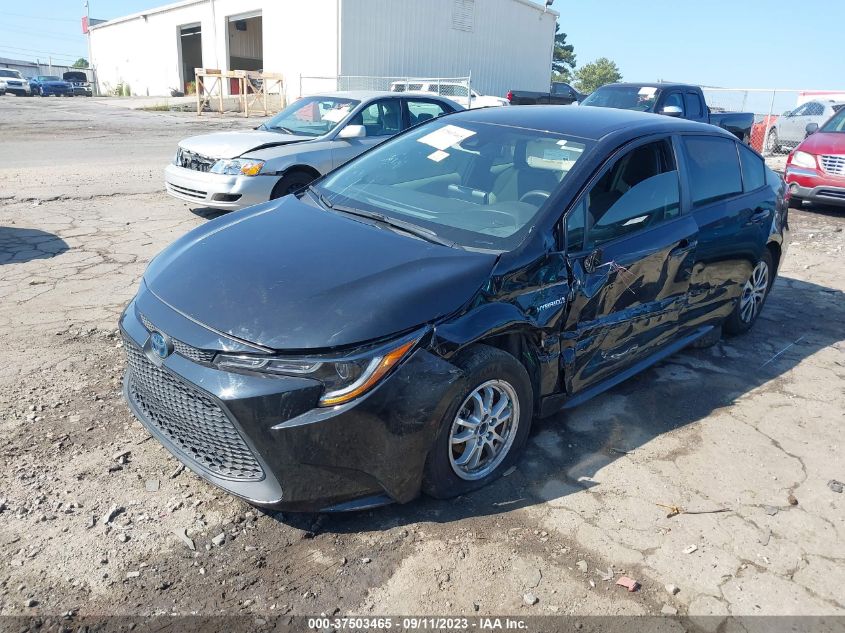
[
  {"xmin": 702, "ymin": 88, "xmax": 845, "ymax": 158},
  {"xmin": 298, "ymin": 75, "xmax": 475, "ymax": 106}
]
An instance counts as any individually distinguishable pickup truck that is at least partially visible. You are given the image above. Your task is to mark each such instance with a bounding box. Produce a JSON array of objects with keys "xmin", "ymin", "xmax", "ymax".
[
  {"xmin": 579, "ymin": 83, "xmax": 754, "ymax": 142},
  {"xmin": 506, "ymin": 81, "xmax": 585, "ymax": 106}
]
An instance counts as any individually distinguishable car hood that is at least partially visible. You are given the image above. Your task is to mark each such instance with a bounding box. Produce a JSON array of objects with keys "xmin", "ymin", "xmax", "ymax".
[
  {"xmin": 179, "ymin": 130, "xmax": 312, "ymax": 159},
  {"xmin": 797, "ymin": 132, "xmax": 845, "ymax": 156},
  {"xmin": 143, "ymin": 196, "xmax": 497, "ymax": 350}
]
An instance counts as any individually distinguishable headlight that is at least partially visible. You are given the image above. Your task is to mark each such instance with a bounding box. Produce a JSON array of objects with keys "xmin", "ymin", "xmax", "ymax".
[
  {"xmin": 213, "ymin": 336, "xmax": 419, "ymax": 407},
  {"xmin": 173, "ymin": 148, "xmax": 182, "ymax": 165},
  {"xmin": 791, "ymin": 151, "xmax": 817, "ymax": 169},
  {"xmin": 210, "ymin": 158, "xmax": 265, "ymax": 176}
]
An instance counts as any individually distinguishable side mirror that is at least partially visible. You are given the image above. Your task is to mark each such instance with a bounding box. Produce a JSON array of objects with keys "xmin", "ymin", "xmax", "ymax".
[
  {"xmin": 805, "ymin": 122, "xmax": 819, "ymax": 135},
  {"xmin": 660, "ymin": 105, "xmax": 683, "ymax": 117},
  {"xmin": 338, "ymin": 124, "xmax": 366, "ymax": 139}
]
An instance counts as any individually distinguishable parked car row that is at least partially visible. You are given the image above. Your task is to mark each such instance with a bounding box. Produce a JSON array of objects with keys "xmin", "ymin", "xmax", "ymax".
[
  {"xmin": 784, "ymin": 105, "xmax": 845, "ymax": 208},
  {"xmin": 135, "ymin": 83, "xmax": 792, "ymax": 512},
  {"xmin": 0, "ymin": 70, "xmax": 93, "ymax": 97},
  {"xmin": 767, "ymin": 100, "xmax": 844, "ymax": 153}
]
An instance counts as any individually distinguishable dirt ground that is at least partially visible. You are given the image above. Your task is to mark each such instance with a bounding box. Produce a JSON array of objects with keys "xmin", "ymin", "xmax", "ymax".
[{"xmin": 0, "ymin": 96, "xmax": 843, "ymax": 626}]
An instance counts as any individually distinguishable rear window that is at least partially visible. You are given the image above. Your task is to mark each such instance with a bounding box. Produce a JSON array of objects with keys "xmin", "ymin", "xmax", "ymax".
[
  {"xmin": 738, "ymin": 144, "xmax": 766, "ymax": 192},
  {"xmin": 682, "ymin": 136, "xmax": 742, "ymax": 207}
]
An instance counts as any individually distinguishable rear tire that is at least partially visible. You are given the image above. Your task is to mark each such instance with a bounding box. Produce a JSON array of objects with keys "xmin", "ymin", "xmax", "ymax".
[
  {"xmin": 766, "ymin": 129, "xmax": 780, "ymax": 154},
  {"xmin": 724, "ymin": 250, "xmax": 773, "ymax": 335},
  {"xmin": 270, "ymin": 169, "xmax": 318, "ymax": 200},
  {"xmin": 422, "ymin": 345, "xmax": 533, "ymax": 499}
]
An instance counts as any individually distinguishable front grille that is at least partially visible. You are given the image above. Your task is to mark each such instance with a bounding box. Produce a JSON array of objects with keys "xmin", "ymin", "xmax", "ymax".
[
  {"xmin": 820, "ymin": 154, "xmax": 845, "ymax": 177},
  {"xmin": 124, "ymin": 338, "xmax": 264, "ymax": 481},
  {"xmin": 177, "ymin": 149, "xmax": 216, "ymax": 173},
  {"xmin": 139, "ymin": 314, "xmax": 216, "ymax": 364},
  {"xmin": 817, "ymin": 189, "xmax": 845, "ymax": 200},
  {"xmin": 167, "ymin": 183, "xmax": 207, "ymax": 200}
]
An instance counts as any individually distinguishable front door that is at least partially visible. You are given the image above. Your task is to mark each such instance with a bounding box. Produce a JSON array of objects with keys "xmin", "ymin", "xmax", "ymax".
[
  {"xmin": 561, "ymin": 136, "xmax": 698, "ymax": 395},
  {"xmin": 331, "ymin": 98, "xmax": 403, "ymax": 169}
]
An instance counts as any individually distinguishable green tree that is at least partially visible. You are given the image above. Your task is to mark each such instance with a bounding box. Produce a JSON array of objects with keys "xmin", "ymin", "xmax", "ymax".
[
  {"xmin": 573, "ymin": 57, "xmax": 622, "ymax": 94},
  {"xmin": 551, "ymin": 23, "xmax": 576, "ymax": 82},
  {"xmin": 72, "ymin": 57, "xmax": 89, "ymax": 68}
]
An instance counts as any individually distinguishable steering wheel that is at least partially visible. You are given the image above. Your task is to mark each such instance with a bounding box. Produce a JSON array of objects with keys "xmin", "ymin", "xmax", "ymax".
[
  {"xmin": 485, "ymin": 209, "xmax": 519, "ymax": 229},
  {"xmin": 519, "ymin": 190, "xmax": 551, "ymax": 205}
]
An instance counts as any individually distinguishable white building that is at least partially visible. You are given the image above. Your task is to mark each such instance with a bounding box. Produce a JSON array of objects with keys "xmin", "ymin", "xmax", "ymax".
[{"xmin": 89, "ymin": 0, "xmax": 558, "ymax": 100}]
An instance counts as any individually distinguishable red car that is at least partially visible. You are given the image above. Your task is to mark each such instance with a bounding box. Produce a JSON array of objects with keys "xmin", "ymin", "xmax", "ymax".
[{"xmin": 785, "ymin": 106, "xmax": 845, "ymax": 207}]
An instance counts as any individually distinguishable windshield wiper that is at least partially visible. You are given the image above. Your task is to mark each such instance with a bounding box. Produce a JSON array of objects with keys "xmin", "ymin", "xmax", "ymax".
[
  {"xmin": 268, "ymin": 125, "xmax": 296, "ymax": 134},
  {"xmin": 308, "ymin": 188, "xmax": 456, "ymax": 248}
]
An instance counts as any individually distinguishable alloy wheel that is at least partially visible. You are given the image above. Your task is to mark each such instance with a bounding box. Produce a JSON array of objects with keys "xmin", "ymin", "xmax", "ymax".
[
  {"xmin": 448, "ymin": 379, "xmax": 519, "ymax": 481},
  {"xmin": 740, "ymin": 260, "xmax": 769, "ymax": 323}
]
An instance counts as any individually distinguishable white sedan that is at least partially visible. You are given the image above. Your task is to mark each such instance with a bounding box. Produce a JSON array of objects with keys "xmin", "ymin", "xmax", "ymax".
[{"xmin": 165, "ymin": 91, "xmax": 461, "ymax": 211}]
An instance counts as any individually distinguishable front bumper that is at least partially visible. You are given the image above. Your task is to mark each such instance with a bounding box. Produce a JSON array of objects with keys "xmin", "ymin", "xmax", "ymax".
[
  {"xmin": 41, "ymin": 87, "xmax": 71, "ymax": 96},
  {"xmin": 71, "ymin": 86, "xmax": 92, "ymax": 96},
  {"xmin": 785, "ymin": 167, "xmax": 845, "ymax": 207},
  {"xmin": 4, "ymin": 84, "xmax": 30, "ymax": 95},
  {"xmin": 164, "ymin": 163, "xmax": 277, "ymax": 210},
  {"xmin": 119, "ymin": 286, "xmax": 463, "ymax": 511}
]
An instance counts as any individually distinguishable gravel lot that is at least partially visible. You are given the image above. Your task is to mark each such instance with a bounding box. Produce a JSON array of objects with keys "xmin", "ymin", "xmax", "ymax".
[{"xmin": 0, "ymin": 96, "xmax": 843, "ymax": 625}]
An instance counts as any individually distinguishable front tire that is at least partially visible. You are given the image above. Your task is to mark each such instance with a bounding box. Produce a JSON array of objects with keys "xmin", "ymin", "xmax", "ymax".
[
  {"xmin": 270, "ymin": 169, "xmax": 318, "ymax": 199},
  {"xmin": 423, "ymin": 345, "xmax": 533, "ymax": 499},
  {"xmin": 766, "ymin": 129, "xmax": 780, "ymax": 154},
  {"xmin": 724, "ymin": 250, "xmax": 773, "ymax": 335}
]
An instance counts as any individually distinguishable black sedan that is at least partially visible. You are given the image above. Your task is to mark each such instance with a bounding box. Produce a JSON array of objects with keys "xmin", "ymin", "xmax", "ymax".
[{"xmin": 119, "ymin": 106, "xmax": 788, "ymax": 511}]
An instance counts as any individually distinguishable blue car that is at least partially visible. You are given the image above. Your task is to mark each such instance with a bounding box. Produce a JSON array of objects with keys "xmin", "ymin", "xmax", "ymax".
[{"xmin": 31, "ymin": 75, "xmax": 73, "ymax": 97}]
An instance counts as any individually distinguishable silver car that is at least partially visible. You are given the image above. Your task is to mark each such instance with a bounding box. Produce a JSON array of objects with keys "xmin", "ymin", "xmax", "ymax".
[
  {"xmin": 165, "ymin": 90, "xmax": 461, "ymax": 211},
  {"xmin": 767, "ymin": 100, "xmax": 845, "ymax": 152}
]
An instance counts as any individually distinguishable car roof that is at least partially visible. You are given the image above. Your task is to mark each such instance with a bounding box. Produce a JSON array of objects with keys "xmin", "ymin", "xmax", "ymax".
[
  {"xmin": 599, "ymin": 82, "xmax": 700, "ymax": 91},
  {"xmin": 314, "ymin": 90, "xmax": 451, "ymax": 101},
  {"xmin": 448, "ymin": 104, "xmax": 732, "ymax": 141}
]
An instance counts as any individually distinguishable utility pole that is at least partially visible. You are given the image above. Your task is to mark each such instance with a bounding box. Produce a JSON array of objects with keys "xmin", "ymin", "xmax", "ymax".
[{"xmin": 84, "ymin": 0, "xmax": 97, "ymax": 94}]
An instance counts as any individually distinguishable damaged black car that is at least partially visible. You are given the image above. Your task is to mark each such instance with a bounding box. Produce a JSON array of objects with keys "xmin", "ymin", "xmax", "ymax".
[{"xmin": 120, "ymin": 106, "xmax": 788, "ymax": 511}]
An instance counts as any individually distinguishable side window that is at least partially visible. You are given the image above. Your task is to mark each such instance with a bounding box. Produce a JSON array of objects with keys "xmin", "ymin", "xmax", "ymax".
[
  {"xmin": 682, "ymin": 136, "xmax": 743, "ymax": 207},
  {"xmin": 684, "ymin": 92, "xmax": 703, "ymax": 118},
  {"xmin": 439, "ymin": 84, "xmax": 469, "ymax": 98},
  {"xmin": 574, "ymin": 139, "xmax": 680, "ymax": 248},
  {"xmin": 349, "ymin": 99, "xmax": 402, "ymax": 137},
  {"xmin": 406, "ymin": 100, "xmax": 449, "ymax": 127},
  {"xmin": 791, "ymin": 104, "xmax": 809, "ymax": 116},
  {"xmin": 738, "ymin": 144, "xmax": 766, "ymax": 191},
  {"xmin": 807, "ymin": 102, "xmax": 824, "ymax": 116},
  {"xmin": 662, "ymin": 92, "xmax": 685, "ymax": 115}
]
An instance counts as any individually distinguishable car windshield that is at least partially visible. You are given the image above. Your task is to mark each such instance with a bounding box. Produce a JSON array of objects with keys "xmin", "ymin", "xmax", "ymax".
[
  {"xmin": 261, "ymin": 96, "xmax": 359, "ymax": 136},
  {"xmin": 39, "ymin": 76, "xmax": 61, "ymax": 81},
  {"xmin": 0, "ymin": 70, "xmax": 21, "ymax": 78},
  {"xmin": 314, "ymin": 119, "xmax": 590, "ymax": 251},
  {"xmin": 581, "ymin": 85, "xmax": 659, "ymax": 112},
  {"xmin": 820, "ymin": 107, "xmax": 845, "ymax": 133}
]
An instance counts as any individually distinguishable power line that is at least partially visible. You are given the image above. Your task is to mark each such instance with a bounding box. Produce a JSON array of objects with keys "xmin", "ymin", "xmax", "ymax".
[
  {"xmin": 0, "ymin": 11, "xmax": 79, "ymax": 23},
  {"xmin": 0, "ymin": 45, "xmax": 83, "ymax": 61},
  {"xmin": 0, "ymin": 25, "xmax": 85, "ymax": 43}
]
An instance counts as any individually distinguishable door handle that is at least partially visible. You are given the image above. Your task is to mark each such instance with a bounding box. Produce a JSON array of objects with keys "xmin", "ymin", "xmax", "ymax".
[
  {"xmin": 669, "ymin": 238, "xmax": 696, "ymax": 256},
  {"xmin": 750, "ymin": 208, "xmax": 771, "ymax": 223}
]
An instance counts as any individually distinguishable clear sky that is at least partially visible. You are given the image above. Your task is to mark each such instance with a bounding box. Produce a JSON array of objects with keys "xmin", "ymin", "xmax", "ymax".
[{"xmin": 0, "ymin": 0, "xmax": 839, "ymax": 90}]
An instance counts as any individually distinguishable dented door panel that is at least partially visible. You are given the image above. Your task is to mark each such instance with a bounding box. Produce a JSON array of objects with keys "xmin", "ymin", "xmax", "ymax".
[{"xmin": 562, "ymin": 214, "xmax": 698, "ymax": 395}]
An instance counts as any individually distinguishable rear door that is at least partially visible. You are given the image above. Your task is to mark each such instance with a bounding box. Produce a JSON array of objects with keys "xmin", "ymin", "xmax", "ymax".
[
  {"xmin": 403, "ymin": 97, "xmax": 453, "ymax": 128},
  {"xmin": 561, "ymin": 136, "xmax": 698, "ymax": 395},
  {"xmin": 677, "ymin": 135, "xmax": 770, "ymax": 333}
]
